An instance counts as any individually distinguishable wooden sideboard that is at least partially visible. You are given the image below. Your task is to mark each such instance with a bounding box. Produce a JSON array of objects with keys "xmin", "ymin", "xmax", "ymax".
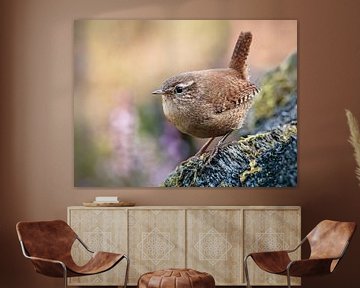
[{"xmin": 67, "ymin": 206, "xmax": 301, "ymax": 286}]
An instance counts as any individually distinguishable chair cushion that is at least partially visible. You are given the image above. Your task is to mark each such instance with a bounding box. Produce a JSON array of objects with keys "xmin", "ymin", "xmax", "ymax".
[{"xmin": 138, "ymin": 268, "xmax": 215, "ymax": 288}]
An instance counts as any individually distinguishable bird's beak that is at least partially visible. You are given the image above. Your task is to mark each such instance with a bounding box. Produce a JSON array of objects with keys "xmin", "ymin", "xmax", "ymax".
[{"xmin": 152, "ymin": 89, "xmax": 164, "ymax": 95}]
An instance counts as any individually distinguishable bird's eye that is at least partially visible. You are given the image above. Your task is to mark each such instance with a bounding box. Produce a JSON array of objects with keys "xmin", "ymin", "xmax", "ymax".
[{"xmin": 174, "ymin": 85, "xmax": 183, "ymax": 94}]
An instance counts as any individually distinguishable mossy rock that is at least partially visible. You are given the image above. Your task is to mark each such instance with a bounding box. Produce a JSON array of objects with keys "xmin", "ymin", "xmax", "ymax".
[
  {"xmin": 241, "ymin": 52, "xmax": 297, "ymax": 136},
  {"xmin": 163, "ymin": 122, "xmax": 297, "ymax": 187}
]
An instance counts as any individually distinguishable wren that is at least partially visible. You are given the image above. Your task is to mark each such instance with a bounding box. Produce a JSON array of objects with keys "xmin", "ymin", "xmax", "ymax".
[{"xmin": 152, "ymin": 32, "xmax": 259, "ymax": 156}]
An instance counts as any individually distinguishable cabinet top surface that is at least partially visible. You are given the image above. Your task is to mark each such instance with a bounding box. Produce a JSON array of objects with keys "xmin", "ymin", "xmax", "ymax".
[{"xmin": 68, "ymin": 205, "xmax": 301, "ymax": 210}]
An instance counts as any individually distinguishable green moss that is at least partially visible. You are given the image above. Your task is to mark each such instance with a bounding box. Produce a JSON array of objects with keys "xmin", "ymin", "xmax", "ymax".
[
  {"xmin": 237, "ymin": 123, "xmax": 296, "ymax": 158},
  {"xmin": 251, "ymin": 53, "xmax": 297, "ymax": 125}
]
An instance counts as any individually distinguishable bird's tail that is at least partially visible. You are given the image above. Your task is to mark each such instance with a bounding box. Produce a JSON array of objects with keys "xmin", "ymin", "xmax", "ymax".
[{"xmin": 229, "ymin": 32, "xmax": 252, "ymax": 80}]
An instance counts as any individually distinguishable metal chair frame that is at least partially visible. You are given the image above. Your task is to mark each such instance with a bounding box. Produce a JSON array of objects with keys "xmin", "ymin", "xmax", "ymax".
[
  {"xmin": 244, "ymin": 236, "xmax": 350, "ymax": 288},
  {"xmin": 18, "ymin": 230, "xmax": 129, "ymax": 288}
]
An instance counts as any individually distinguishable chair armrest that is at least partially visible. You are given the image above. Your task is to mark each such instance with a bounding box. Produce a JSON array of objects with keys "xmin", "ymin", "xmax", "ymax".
[
  {"xmin": 245, "ymin": 236, "xmax": 305, "ymax": 258},
  {"xmin": 25, "ymin": 255, "xmax": 65, "ymax": 266},
  {"xmin": 19, "ymin": 240, "xmax": 67, "ymax": 277},
  {"xmin": 247, "ymin": 250, "xmax": 290, "ymax": 258},
  {"xmin": 286, "ymin": 237, "xmax": 307, "ymax": 253},
  {"xmin": 76, "ymin": 236, "xmax": 94, "ymax": 253},
  {"xmin": 25, "ymin": 255, "xmax": 67, "ymax": 277},
  {"xmin": 287, "ymin": 257, "xmax": 336, "ymax": 277}
]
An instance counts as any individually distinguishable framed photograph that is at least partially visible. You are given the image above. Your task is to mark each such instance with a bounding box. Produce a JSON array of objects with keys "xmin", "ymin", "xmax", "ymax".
[{"xmin": 74, "ymin": 20, "xmax": 297, "ymax": 187}]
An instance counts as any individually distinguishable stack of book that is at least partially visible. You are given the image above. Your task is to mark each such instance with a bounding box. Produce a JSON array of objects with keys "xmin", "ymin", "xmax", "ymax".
[
  {"xmin": 82, "ymin": 196, "xmax": 135, "ymax": 207},
  {"xmin": 93, "ymin": 196, "xmax": 119, "ymax": 204}
]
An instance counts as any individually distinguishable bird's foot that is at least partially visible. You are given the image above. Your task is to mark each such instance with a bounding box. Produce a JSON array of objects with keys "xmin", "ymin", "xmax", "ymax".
[
  {"xmin": 200, "ymin": 130, "xmax": 234, "ymax": 168},
  {"xmin": 195, "ymin": 137, "xmax": 216, "ymax": 157},
  {"xmin": 202, "ymin": 146, "xmax": 220, "ymax": 167}
]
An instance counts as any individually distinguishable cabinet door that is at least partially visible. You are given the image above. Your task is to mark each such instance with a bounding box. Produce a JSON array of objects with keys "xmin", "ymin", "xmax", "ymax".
[
  {"xmin": 243, "ymin": 208, "xmax": 301, "ymax": 286},
  {"xmin": 187, "ymin": 209, "xmax": 243, "ymax": 285},
  {"xmin": 128, "ymin": 209, "xmax": 186, "ymax": 284},
  {"xmin": 68, "ymin": 208, "xmax": 127, "ymax": 286}
]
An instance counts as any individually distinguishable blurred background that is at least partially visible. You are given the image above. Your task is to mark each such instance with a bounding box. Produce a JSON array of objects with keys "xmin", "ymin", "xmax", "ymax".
[{"xmin": 74, "ymin": 20, "xmax": 297, "ymax": 187}]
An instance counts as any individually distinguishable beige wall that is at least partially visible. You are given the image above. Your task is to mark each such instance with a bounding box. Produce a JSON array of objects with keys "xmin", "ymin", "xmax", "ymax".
[{"xmin": 1, "ymin": 0, "xmax": 360, "ymax": 287}]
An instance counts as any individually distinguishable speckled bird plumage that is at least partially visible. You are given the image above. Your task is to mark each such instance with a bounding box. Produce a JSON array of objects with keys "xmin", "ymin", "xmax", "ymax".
[
  {"xmin": 153, "ymin": 32, "xmax": 258, "ymax": 149},
  {"xmin": 160, "ymin": 68, "xmax": 258, "ymax": 138}
]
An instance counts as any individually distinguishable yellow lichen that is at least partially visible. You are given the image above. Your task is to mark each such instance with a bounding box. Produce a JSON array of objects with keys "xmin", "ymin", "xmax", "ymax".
[{"xmin": 240, "ymin": 159, "xmax": 262, "ymax": 183}]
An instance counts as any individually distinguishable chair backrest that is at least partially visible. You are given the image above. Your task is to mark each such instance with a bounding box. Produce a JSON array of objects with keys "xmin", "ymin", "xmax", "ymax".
[
  {"xmin": 16, "ymin": 220, "xmax": 77, "ymax": 261},
  {"xmin": 307, "ymin": 220, "xmax": 356, "ymax": 261}
]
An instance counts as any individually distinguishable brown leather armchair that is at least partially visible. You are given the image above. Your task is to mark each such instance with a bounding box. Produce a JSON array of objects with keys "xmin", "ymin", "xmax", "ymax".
[
  {"xmin": 244, "ymin": 220, "xmax": 356, "ymax": 288},
  {"xmin": 16, "ymin": 220, "xmax": 129, "ymax": 288}
]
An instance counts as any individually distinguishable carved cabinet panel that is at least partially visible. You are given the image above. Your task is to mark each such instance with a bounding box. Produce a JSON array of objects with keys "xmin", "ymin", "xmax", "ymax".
[
  {"xmin": 68, "ymin": 206, "xmax": 300, "ymax": 286},
  {"xmin": 128, "ymin": 209, "xmax": 186, "ymax": 283},
  {"xmin": 67, "ymin": 208, "xmax": 127, "ymax": 286},
  {"xmin": 187, "ymin": 209, "xmax": 242, "ymax": 285},
  {"xmin": 243, "ymin": 208, "xmax": 301, "ymax": 286}
]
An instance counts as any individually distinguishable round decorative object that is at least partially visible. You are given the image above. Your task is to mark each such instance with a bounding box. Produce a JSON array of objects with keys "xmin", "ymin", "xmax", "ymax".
[{"xmin": 138, "ymin": 268, "xmax": 215, "ymax": 288}]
